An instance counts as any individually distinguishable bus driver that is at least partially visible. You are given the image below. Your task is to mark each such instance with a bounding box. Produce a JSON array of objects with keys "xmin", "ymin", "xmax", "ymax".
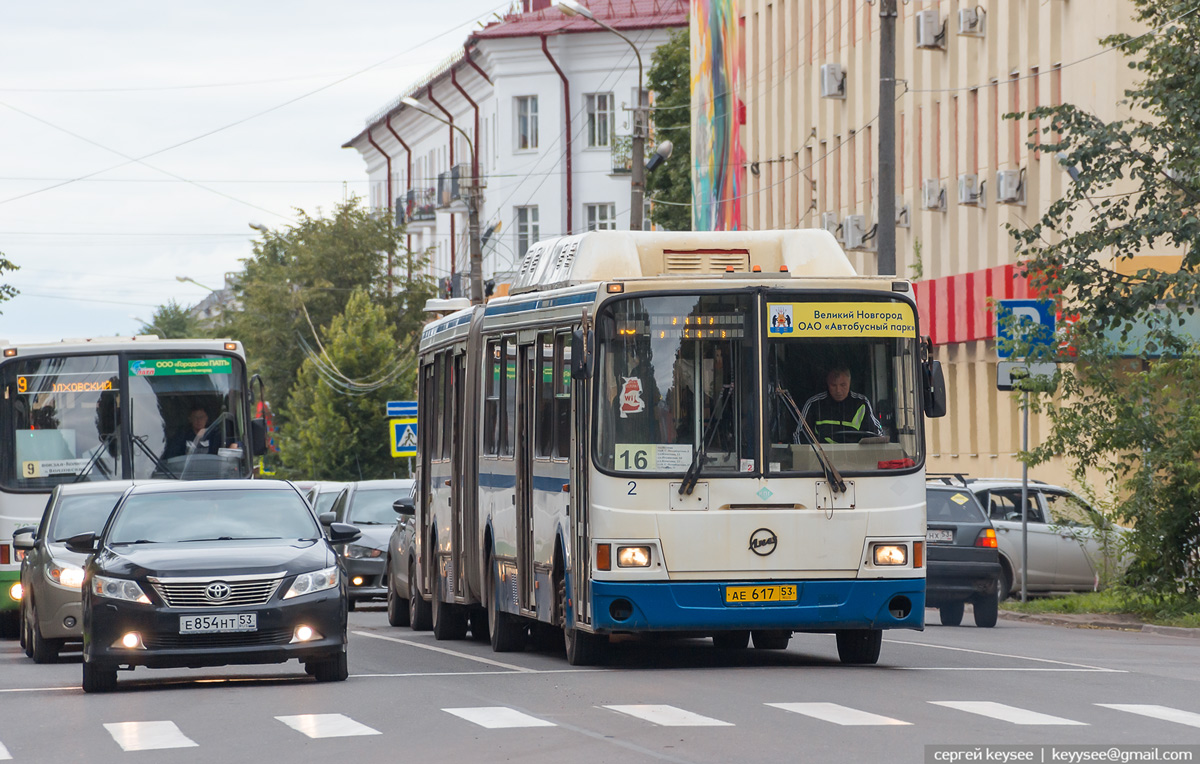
[{"xmin": 796, "ymin": 365, "xmax": 883, "ymax": 444}]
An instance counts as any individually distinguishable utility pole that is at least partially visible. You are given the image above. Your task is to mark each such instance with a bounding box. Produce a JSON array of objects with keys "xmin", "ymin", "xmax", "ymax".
[{"xmin": 877, "ymin": 0, "xmax": 898, "ymax": 276}]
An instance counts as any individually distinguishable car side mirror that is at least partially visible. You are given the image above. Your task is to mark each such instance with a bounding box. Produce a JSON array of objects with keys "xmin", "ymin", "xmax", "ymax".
[
  {"xmin": 392, "ymin": 498, "xmax": 416, "ymax": 517},
  {"xmin": 65, "ymin": 532, "xmax": 98, "ymax": 554},
  {"xmin": 327, "ymin": 523, "xmax": 361, "ymax": 545},
  {"xmin": 251, "ymin": 418, "xmax": 268, "ymax": 457},
  {"xmin": 318, "ymin": 512, "xmax": 336, "ymax": 527},
  {"xmin": 924, "ymin": 359, "xmax": 948, "ymax": 418},
  {"xmin": 12, "ymin": 526, "xmax": 36, "ymax": 551}
]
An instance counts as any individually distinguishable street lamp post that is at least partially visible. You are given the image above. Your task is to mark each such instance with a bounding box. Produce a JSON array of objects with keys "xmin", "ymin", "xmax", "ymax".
[
  {"xmin": 554, "ymin": 0, "xmax": 645, "ymax": 231},
  {"xmin": 401, "ymin": 96, "xmax": 485, "ymax": 305},
  {"xmin": 176, "ymin": 275, "xmax": 216, "ymax": 292}
]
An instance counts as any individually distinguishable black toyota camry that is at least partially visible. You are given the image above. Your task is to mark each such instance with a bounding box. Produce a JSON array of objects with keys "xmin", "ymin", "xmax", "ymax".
[{"xmin": 70, "ymin": 480, "xmax": 360, "ymax": 693}]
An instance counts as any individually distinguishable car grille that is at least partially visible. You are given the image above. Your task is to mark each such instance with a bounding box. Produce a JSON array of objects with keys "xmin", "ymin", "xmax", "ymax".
[
  {"xmin": 149, "ymin": 577, "xmax": 284, "ymax": 608},
  {"xmin": 142, "ymin": 629, "xmax": 292, "ymax": 649}
]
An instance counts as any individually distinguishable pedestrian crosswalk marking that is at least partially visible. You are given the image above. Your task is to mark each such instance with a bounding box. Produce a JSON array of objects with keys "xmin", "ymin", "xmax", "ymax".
[
  {"xmin": 0, "ymin": 739, "xmax": 11, "ymax": 761},
  {"xmin": 930, "ymin": 701, "xmax": 1087, "ymax": 726},
  {"xmin": 103, "ymin": 721, "xmax": 199, "ymax": 751},
  {"xmin": 444, "ymin": 707, "xmax": 556, "ymax": 729},
  {"xmin": 768, "ymin": 702, "xmax": 911, "ymax": 726},
  {"xmin": 1098, "ymin": 704, "xmax": 1200, "ymax": 729},
  {"xmin": 603, "ymin": 705, "xmax": 733, "ymax": 727},
  {"xmin": 276, "ymin": 714, "xmax": 382, "ymax": 738}
]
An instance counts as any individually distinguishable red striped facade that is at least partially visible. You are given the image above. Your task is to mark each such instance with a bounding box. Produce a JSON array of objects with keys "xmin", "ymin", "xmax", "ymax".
[{"xmin": 911, "ymin": 264, "xmax": 1033, "ymax": 346}]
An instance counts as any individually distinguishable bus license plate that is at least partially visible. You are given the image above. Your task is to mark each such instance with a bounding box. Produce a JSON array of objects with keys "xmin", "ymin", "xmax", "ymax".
[
  {"xmin": 179, "ymin": 613, "xmax": 257, "ymax": 634},
  {"xmin": 725, "ymin": 585, "xmax": 797, "ymax": 604}
]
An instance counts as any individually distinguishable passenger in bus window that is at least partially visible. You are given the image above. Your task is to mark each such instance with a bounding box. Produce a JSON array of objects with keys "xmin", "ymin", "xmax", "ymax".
[
  {"xmin": 795, "ymin": 366, "xmax": 883, "ymax": 444},
  {"xmin": 164, "ymin": 406, "xmax": 222, "ymax": 458}
]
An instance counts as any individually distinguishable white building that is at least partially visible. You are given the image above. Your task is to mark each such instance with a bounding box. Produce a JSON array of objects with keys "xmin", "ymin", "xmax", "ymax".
[{"xmin": 343, "ymin": 0, "xmax": 686, "ymax": 297}]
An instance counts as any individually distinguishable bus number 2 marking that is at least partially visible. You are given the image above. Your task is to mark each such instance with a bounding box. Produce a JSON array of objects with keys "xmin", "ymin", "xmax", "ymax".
[{"xmin": 627, "ymin": 481, "xmax": 637, "ymax": 496}]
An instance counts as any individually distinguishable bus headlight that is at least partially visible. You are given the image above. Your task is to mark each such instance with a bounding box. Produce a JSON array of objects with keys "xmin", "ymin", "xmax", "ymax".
[
  {"xmin": 616, "ymin": 546, "xmax": 651, "ymax": 568},
  {"xmin": 872, "ymin": 544, "xmax": 908, "ymax": 566}
]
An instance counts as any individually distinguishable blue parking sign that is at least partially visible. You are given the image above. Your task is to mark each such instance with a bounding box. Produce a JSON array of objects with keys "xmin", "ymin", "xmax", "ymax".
[{"xmin": 996, "ymin": 299, "xmax": 1056, "ymax": 359}]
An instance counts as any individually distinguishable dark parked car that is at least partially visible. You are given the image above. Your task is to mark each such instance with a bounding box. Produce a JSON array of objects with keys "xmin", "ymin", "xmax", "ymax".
[
  {"xmin": 327, "ymin": 480, "xmax": 407, "ymax": 610},
  {"xmin": 384, "ymin": 481, "xmax": 428, "ymax": 629},
  {"xmin": 925, "ymin": 482, "xmax": 1002, "ymax": 627},
  {"xmin": 73, "ymin": 480, "xmax": 359, "ymax": 693}
]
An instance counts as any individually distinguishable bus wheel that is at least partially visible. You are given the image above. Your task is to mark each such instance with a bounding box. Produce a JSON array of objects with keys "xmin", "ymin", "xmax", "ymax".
[
  {"xmin": 408, "ymin": 559, "xmax": 432, "ymax": 631},
  {"xmin": 487, "ymin": 553, "xmax": 525, "ymax": 653},
  {"xmin": 712, "ymin": 631, "xmax": 750, "ymax": 649},
  {"xmin": 556, "ymin": 573, "xmax": 606, "ymax": 666},
  {"xmin": 835, "ymin": 629, "xmax": 883, "ymax": 665},
  {"xmin": 751, "ymin": 630, "xmax": 791, "ymax": 650},
  {"xmin": 432, "ymin": 567, "xmax": 467, "ymax": 640},
  {"xmin": 468, "ymin": 609, "xmax": 489, "ymax": 642}
]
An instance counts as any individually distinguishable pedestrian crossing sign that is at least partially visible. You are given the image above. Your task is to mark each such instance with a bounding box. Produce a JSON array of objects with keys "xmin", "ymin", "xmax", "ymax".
[{"xmin": 390, "ymin": 417, "xmax": 417, "ymax": 457}]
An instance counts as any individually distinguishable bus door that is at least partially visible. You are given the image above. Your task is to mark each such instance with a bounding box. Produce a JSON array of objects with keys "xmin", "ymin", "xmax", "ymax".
[
  {"xmin": 451, "ymin": 350, "xmax": 467, "ymax": 600},
  {"xmin": 569, "ymin": 325, "xmax": 593, "ymax": 627},
  {"xmin": 516, "ymin": 339, "xmax": 537, "ymax": 615}
]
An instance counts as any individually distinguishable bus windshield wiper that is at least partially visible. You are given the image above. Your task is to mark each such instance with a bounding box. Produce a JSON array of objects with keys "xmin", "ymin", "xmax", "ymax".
[
  {"xmin": 679, "ymin": 383, "xmax": 734, "ymax": 496},
  {"xmin": 73, "ymin": 433, "xmax": 117, "ymax": 483},
  {"xmin": 774, "ymin": 385, "xmax": 846, "ymax": 494}
]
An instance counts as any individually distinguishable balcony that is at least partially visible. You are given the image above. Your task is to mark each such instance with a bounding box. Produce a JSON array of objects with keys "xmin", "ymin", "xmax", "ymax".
[
  {"xmin": 403, "ymin": 188, "xmax": 436, "ymax": 224},
  {"xmin": 611, "ymin": 136, "xmax": 632, "ymax": 174},
  {"xmin": 437, "ymin": 164, "xmax": 484, "ymax": 208}
]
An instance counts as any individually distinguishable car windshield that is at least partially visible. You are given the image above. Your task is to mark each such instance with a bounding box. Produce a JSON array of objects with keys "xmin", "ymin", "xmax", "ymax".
[
  {"xmin": 314, "ymin": 490, "xmax": 341, "ymax": 515},
  {"xmin": 49, "ymin": 492, "xmax": 126, "ymax": 541},
  {"xmin": 927, "ymin": 489, "xmax": 988, "ymax": 523},
  {"xmin": 107, "ymin": 489, "xmax": 319, "ymax": 543},
  {"xmin": 349, "ymin": 489, "xmax": 403, "ymax": 525}
]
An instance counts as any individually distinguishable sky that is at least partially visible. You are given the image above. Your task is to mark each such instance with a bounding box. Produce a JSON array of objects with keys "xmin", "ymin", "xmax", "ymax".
[{"xmin": 0, "ymin": 0, "xmax": 508, "ymax": 344}]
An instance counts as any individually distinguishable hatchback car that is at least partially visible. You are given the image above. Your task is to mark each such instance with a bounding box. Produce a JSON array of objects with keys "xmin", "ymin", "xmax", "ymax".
[
  {"xmin": 327, "ymin": 480, "xmax": 407, "ymax": 609},
  {"xmin": 968, "ymin": 478, "xmax": 1130, "ymax": 600},
  {"xmin": 71, "ymin": 480, "xmax": 359, "ymax": 693},
  {"xmin": 14, "ymin": 482, "xmax": 140, "ymax": 662},
  {"xmin": 925, "ymin": 482, "xmax": 1002, "ymax": 627}
]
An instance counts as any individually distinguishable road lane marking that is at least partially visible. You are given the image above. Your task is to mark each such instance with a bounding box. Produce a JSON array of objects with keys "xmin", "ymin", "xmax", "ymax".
[
  {"xmin": 353, "ymin": 668, "xmax": 604, "ymax": 678},
  {"xmin": 353, "ymin": 630, "xmax": 535, "ymax": 672},
  {"xmin": 276, "ymin": 714, "xmax": 382, "ymax": 738},
  {"xmin": 767, "ymin": 702, "xmax": 911, "ymax": 726},
  {"xmin": 603, "ymin": 705, "xmax": 733, "ymax": 727},
  {"xmin": 444, "ymin": 707, "xmax": 556, "ymax": 729},
  {"xmin": 930, "ymin": 701, "xmax": 1088, "ymax": 725},
  {"xmin": 103, "ymin": 721, "xmax": 199, "ymax": 751},
  {"xmin": 0, "ymin": 740, "xmax": 10, "ymax": 761},
  {"xmin": 1097, "ymin": 704, "xmax": 1200, "ymax": 728},
  {"xmin": 886, "ymin": 639, "xmax": 1123, "ymax": 672},
  {"xmin": 0, "ymin": 687, "xmax": 78, "ymax": 694}
]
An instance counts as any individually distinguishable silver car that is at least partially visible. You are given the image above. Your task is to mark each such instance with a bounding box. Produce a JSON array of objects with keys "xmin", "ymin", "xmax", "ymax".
[
  {"xmin": 968, "ymin": 478, "xmax": 1130, "ymax": 600},
  {"xmin": 14, "ymin": 482, "xmax": 139, "ymax": 662}
]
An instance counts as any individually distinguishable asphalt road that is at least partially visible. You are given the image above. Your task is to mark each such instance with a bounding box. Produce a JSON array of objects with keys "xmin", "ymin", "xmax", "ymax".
[{"xmin": 1, "ymin": 607, "xmax": 1198, "ymax": 764}]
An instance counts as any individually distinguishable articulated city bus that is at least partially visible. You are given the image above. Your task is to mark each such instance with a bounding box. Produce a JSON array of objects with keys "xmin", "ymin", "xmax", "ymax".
[
  {"xmin": 0, "ymin": 337, "xmax": 263, "ymax": 637},
  {"xmin": 410, "ymin": 230, "xmax": 946, "ymax": 665}
]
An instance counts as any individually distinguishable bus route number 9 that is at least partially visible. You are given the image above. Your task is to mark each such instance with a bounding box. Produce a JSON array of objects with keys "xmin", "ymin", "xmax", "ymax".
[{"xmin": 17, "ymin": 376, "xmax": 27, "ymax": 394}]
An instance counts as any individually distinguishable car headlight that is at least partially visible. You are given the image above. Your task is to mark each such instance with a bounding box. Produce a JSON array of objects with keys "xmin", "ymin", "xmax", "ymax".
[
  {"xmin": 46, "ymin": 561, "xmax": 86, "ymax": 590},
  {"xmin": 92, "ymin": 575, "xmax": 151, "ymax": 604},
  {"xmin": 342, "ymin": 544, "xmax": 383, "ymax": 559},
  {"xmin": 284, "ymin": 566, "xmax": 340, "ymax": 599}
]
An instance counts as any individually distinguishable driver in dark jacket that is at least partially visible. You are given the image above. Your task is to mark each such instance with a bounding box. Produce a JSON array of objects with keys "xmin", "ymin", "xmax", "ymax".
[{"xmin": 796, "ymin": 366, "xmax": 883, "ymax": 444}]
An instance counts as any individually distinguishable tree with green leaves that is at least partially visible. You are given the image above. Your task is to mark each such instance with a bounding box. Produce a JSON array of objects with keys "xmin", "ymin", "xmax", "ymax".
[
  {"xmin": 280, "ymin": 289, "xmax": 416, "ymax": 481},
  {"xmin": 647, "ymin": 28, "xmax": 692, "ymax": 231},
  {"xmin": 138, "ymin": 299, "xmax": 202, "ymax": 339},
  {"xmin": 1008, "ymin": 0, "xmax": 1200, "ymax": 602}
]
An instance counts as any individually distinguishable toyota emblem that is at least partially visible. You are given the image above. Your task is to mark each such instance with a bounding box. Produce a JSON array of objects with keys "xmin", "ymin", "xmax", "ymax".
[
  {"xmin": 749, "ymin": 528, "xmax": 778, "ymax": 556},
  {"xmin": 205, "ymin": 581, "xmax": 232, "ymax": 601}
]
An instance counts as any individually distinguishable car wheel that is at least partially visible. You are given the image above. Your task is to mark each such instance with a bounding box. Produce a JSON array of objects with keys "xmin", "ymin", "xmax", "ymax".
[
  {"xmin": 835, "ymin": 629, "xmax": 883, "ymax": 665},
  {"xmin": 29, "ymin": 602, "xmax": 60, "ymax": 664},
  {"xmin": 18, "ymin": 599, "xmax": 27, "ymax": 650},
  {"xmin": 82, "ymin": 659, "xmax": 117, "ymax": 693},
  {"xmin": 751, "ymin": 630, "xmax": 791, "ymax": 650},
  {"xmin": 347, "ymin": 598, "xmax": 356, "ymax": 613},
  {"xmin": 21, "ymin": 602, "xmax": 33, "ymax": 657},
  {"xmin": 431, "ymin": 565, "xmax": 467, "ymax": 641},
  {"xmin": 997, "ymin": 566, "xmax": 1013, "ymax": 604},
  {"xmin": 487, "ymin": 552, "xmax": 526, "ymax": 653},
  {"xmin": 408, "ymin": 559, "xmax": 432, "ymax": 631},
  {"xmin": 939, "ymin": 601, "xmax": 965, "ymax": 626},
  {"xmin": 712, "ymin": 630, "xmax": 750, "ymax": 649},
  {"xmin": 973, "ymin": 593, "xmax": 999, "ymax": 628},
  {"xmin": 386, "ymin": 562, "xmax": 410, "ymax": 628},
  {"xmin": 311, "ymin": 651, "xmax": 348, "ymax": 682}
]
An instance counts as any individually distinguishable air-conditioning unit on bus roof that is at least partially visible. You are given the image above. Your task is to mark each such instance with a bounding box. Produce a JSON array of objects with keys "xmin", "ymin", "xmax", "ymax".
[
  {"xmin": 820, "ymin": 63, "xmax": 846, "ymax": 99},
  {"xmin": 921, "ymin": 179, "xmax": 945, "ymax": 211},
  {"xmin": 958, "ymin": 7, "xmax": 986, "ymax": 37},
  {"xmin": 916, "ymin": 9, "xmax": 945, "ymax": 49}
]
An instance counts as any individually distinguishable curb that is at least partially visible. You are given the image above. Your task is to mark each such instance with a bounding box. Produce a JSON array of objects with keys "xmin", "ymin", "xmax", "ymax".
[{"xmin": 998, "ymin": 609, "xmax": 1200, "ymax": 639}]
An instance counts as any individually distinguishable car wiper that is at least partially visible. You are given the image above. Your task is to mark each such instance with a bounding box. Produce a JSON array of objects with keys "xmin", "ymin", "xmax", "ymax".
[
  {"xmin": 351, "ymin": 521, "xmax": 387, "ymax": 525},
  {"xmin": 112, "ymin": 539, "xmax": 157, "ymax": 545},
  {"xmin": 774, "ymin": 385, "xmax": 846, "ymax": 494},
  {"xmin": 679, "ymin": 382, "xmax": 735, "ymax": 496}
]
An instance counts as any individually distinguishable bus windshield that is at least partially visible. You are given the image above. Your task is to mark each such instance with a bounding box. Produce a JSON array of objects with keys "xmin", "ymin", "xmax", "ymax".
[{"xmin": 594, "ymin": 293, "xmax": 757, "ymax": 475}]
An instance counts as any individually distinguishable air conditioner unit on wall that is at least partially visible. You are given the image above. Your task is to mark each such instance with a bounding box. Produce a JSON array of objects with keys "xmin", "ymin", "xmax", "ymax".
[
  {"xmin": 921, "ymin": 179, "xmax": 945, "ymax": 211},
  {"xmin": 843, "ymin": 215, "xmax": 870, "ymax": 250},
  {"xmin": 958, "ymin": 7, "xmax": 986, "ymax": 37},
  {"xmin": 895, "ymin": 195, "xmax": 911, "ymax": 227},
  {"xmin": 820, "ymin": 63, "xmax": 846, "ymax": 99},
  {"xmin": 916, "ymin": 9, "xmax": 945, "ymax": 49},
  {"xmin": 996, "ymin": 169, "xmax": 1025, "ymax": 204},
  {"xmin": 958, "ymin": 174, "xmax": 981, "ymax": 205},
  {"xmin": 820, "ymin": 212, "xmax": 842, "ymax": 241}
]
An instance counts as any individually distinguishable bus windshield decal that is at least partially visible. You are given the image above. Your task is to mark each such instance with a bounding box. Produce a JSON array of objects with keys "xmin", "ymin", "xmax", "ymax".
[
  {"xmin": 128, "ymin": 358, "xmax": 233, "ymax": 376},
  {"xmin": 767, "ymin": 302, "xmax": 916, "ymax": 338}
]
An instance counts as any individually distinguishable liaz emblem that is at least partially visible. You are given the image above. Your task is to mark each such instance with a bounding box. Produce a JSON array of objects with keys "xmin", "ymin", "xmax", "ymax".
[{"xmin": 749, "ymin": 528, "xmax": 778, "ymax": 556}]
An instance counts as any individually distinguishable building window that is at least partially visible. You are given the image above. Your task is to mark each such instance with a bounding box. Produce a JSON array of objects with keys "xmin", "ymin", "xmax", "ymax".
[
  {"xmin": 586, "ymin": 93, "xmax": 614, "ymax": 147},
  {"xmin": 516, "ymin": 96, "xmax": 538, "ymax": 150},
  {"xmin": 586, "ymin": 203, "xmax": 617, "ymax": 231},
  {"xmin": 516, "ymin": 206, "xmax": 539, "ymax": 258}
]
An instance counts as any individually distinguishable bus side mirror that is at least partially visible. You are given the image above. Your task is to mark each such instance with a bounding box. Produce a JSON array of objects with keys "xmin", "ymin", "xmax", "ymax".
[
  {"xmin": 251, "ymin": 418, "xmax": 267, "ymax": 457},
  {"xmin": 571, "ymin": 327, "xmax": 592, "ymax": 380},
  {"xmin": 924, "ymin": 360, "xmax": 948, "ymax": 418}
]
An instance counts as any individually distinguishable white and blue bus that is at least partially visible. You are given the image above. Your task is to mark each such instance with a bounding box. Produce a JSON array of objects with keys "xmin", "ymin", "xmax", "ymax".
[
  {"xmin": 0, "ymin": 337, "xmax": 265, "ymax": 637},
  {"xmin": 410, "ymin": 230, "xmax": 946, "ymax": 665}
]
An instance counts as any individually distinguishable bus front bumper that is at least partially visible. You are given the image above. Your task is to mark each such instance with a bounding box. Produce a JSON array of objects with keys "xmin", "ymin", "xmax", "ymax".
[{"xmin": 588, "ymin": 578, "xmax": 925, "ymax": 633}]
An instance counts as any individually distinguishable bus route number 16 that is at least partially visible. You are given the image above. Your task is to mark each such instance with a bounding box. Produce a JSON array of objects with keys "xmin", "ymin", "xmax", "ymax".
[{"xmin": 616, "ymin": 446, "xmax": 651, "ymax": 471}]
